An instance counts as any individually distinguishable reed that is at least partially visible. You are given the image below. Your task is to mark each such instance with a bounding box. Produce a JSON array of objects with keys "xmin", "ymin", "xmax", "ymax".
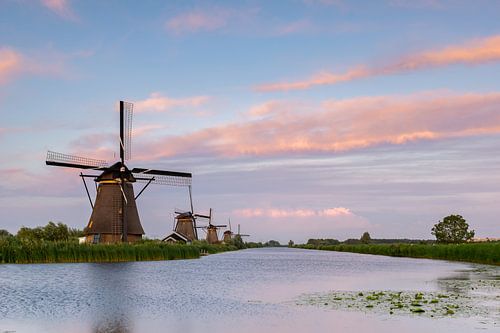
[
  {"xmin": 0, "ymin": 238, "xmax": 218, "ymax": 264},
  {"xmin": 297, "ymin": 242, "xmax": 500, "ymax": 266}
]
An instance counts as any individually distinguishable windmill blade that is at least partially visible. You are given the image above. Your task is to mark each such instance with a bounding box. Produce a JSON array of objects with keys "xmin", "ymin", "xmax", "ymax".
[
  {"xmin": 194, "ymin": 214, "xmax": 210, "ymax": 219},
  {"xmin": 131, "ymin": 168, "xmax": 192, "ymax": 178},
  {"xmin": 132, "ymin": 168, "xmax": 192, "ymax": 186},
  {"xmin": 46, "ymin": 151, "xmax": 108, "ymax": 170},
  {"xmin": 120, "ymin": 101, "xmax": 133, "ymax": 161},
  {"xmin": 133, "ymin": 173, "xmax": 192, "ymax": 186}
]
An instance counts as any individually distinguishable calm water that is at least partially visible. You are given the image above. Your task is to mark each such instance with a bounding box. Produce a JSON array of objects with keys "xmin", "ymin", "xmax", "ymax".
[{"xmin": 0, "ymin": 248, "xmax": 498, "ymax": 332}]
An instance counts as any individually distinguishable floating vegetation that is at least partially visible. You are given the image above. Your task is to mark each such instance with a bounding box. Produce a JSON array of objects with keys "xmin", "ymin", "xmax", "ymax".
[
  {"xmin": 296, "ymin": 266, "xmax": 500, "ymax": 325},
  {"xmin": 297, "ymin": 289, "xmax": 498, "ymax": 320}
]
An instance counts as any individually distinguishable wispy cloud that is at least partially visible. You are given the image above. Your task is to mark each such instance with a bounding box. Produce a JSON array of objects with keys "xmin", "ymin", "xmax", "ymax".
[
  {"xmin": 235, "ymin": 207, "xmax": 352, "ymax": 218},
  {"xmin": 256, "ymin": 35, "xmax": 500, "ymax": 91},
  {"xmin": 135, "ymin": 91, "xmax": 500, "ymax": 159},
  {"xmin": 40, "ymin": 0, "xmax": 77, "ymax": 21},
  {"xmin": 134, "ymin": 92, "xmax": 210, "ymax": 113},
  {"xmin": 165, "ymin": 6, "xmax": 259, "ymax": 35},
  {"xmin": 274, "ymin": 19, "xmax": 313, "ymax": 36},
  {"xmin": 165, "ymin": 8, "xmax": 232, "ymax": 34},
  {"xmin": 388, "ymin": 0, "xmax": 443, "ymax": 9},
  {"xmin": 0, "ymin": 46, "xmax": 70, "ymax": 84},
  {"xmin": 0, "ymin": 48, "xmax": 23, "ymax": 84}
]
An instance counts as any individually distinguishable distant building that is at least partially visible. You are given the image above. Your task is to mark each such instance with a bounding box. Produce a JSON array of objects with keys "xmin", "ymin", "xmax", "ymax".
[{"xmin": 162, "ymin": 231, "xmax": 190, "ymax": 244}]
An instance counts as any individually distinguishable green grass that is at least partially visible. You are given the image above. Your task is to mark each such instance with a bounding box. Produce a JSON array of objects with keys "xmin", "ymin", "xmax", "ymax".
[
  {"xmin": 297, "ymin": 242, "xmax": 500, "ymax": 266},
  {"xmin": 0, "ymin": 239, "xmax": 237, "ymax": 264}
]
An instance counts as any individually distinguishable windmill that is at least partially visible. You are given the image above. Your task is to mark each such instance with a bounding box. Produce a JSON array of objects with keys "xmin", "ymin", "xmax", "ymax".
[
  {"xmin": 195, "ymin": 209, "xmax": 227, "ymax": 244},
  {"xmin": 46, "ymin": 101, "xmax": 192, "ymax": 243},
  {"xmin": 236, "ymin": 224, "xmax": 250, "ymax": 239},
  {"xmin": 222, "ymin": 218, "xmax": 233, "ymax": 243}
]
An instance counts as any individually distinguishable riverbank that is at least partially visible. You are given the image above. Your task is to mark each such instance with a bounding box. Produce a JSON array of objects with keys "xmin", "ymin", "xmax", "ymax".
[
  {"xmin": 0, "ymin": 240, "xmax": 237, "ymax": 264},
  {"xmin": 296, "ymin": 242, "xmax": 500, "ymax": 266}
]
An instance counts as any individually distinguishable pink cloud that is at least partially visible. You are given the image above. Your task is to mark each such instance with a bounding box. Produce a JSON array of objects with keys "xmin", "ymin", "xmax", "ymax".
[
  {"xmin": 0, "ymin": 48, "xmax": 24, "ymax": 84},
  {"xmin": 233, "ymin": 206, "xmax": 370, "ymax": 236},
  {"xmin": 235, "ymin": 207, "xmax": 353, "ymax": 218},
  {"xmin": 165, "ymin": 8, "xmax": 231, "ymax": 34},
  {"xmin": 274, "ymin": 19, "xmax": 313, "ymax": 36},
  {"xmin": 256, "ymin": 35, "xmax": 500, "ymax": 91},
  {"xmin": 136, "ymin": 91, "xmax": 500, "ymax": 159},
  {"xmin": 134, "ymin": 93, "xmax": 210, "ymax": 113},
  {"xmin": 40, "ymin": 0, "xmax": 77, "ymax": 21},
  {"xmin": 0, "ymin": 46, "xmax": 68, "ymax": 84}
]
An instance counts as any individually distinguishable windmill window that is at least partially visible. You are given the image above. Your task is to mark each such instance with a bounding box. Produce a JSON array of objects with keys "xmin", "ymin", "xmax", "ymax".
[{"xmin": 93, "ymin": 234, "xmax": 101, "ymax": 244}]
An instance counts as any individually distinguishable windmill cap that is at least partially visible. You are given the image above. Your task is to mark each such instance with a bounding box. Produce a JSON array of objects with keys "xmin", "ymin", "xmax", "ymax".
[{"xmin": 96, "ymin": 161, "xmax": 136, "ymax": 182}]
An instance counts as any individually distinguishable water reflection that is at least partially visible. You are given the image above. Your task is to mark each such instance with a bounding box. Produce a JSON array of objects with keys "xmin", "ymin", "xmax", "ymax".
[{"xmin": 87, "ymin": 264, "xmax": 132, "ymax": 333}]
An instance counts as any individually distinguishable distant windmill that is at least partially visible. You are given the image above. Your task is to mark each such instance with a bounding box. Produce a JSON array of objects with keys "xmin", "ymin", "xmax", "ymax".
[
  {"xmin": 46, "ymin": 101, "xmax": 192, "ymax": 243},
  {"xmin": 196, "ymin": 209, "xmax": 227, "ymax": 244},
  {"xmin": 236, "ymin": 224, "xmax": 250, "ymax": 239},
  {"xmin": 222, "ymin": 218, "xmax": 233, "ymax": 243}
]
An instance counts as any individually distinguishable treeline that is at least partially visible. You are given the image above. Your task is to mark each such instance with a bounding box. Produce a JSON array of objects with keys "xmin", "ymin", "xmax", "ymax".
[
  {"xmin": 0, "ymin": 222, "xmax": 83, "ymax": 243},
  {"xmin": 296, "ymin": 242, "xmax": 500, "ymax": 266},
  {"xmin": 305, "ymin": 238, "xmax": 434, "ymax": 246}
]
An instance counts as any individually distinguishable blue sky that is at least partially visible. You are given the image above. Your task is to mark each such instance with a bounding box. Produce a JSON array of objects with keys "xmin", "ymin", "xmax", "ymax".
[{"xmin": 1, "ymin": 0, "xmax": 500, "ymax": 243}]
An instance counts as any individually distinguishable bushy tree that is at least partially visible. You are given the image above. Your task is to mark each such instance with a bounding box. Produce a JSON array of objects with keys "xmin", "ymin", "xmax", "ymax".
[
  {"xmin": 265, "ymin": 240, "xmax": 281, "ymax": 247},
  {"xmin": 43, "ymin": 222, "xmax": 69, "ymax": 242},
  {"xmin": 288, "ymin": 240, "xmax": 294, "ymax": 247},
  {"xmin": 306, "ymin": 238, "xmax": 340, "ymax": 246},
  {"xmin": 17, "ymin": 226, "xmax": 44, "ymax": 242},
  {"xmin": 16, "ymin": 222, "xmax": 70, "ymax": 242},
  {"xmin": 360, "ymin": 232, "xmax": 371, "ymax": 244},
  {"xmin": 0, "ymin": 229, "xmax": 12, "ymax": 238},
  {"xmin": 431, "ymin": 215, "xmax": 475, "ymax": 244},
  {"xmin": 230, "ymin": 235, "xmax": 245, "ymax": 249}
]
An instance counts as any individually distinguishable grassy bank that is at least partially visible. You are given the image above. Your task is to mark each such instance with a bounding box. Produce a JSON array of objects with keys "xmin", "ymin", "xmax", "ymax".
[
  {"xmin": 296, "ymin": 242, "xmax": 500, "ymax": 266},
  {"xmin": 0, "ymin": 239, "xmax": 237, "ymax": 264}
]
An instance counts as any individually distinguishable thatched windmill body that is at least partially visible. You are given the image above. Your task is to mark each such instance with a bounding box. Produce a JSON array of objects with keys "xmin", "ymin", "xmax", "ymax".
[{"xmin": 46, "ymin": 101, "xmax": 192, "ymax": 243}]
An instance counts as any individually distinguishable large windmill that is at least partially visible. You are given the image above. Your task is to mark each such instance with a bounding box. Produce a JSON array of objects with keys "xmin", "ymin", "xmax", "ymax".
[
  {"xmin": 196, "ymin": 209, "xmax": 227, "ymax": 244},
  {"xmin": 46, "ymin": 101, "xmax": 192, "ymax": 243}
]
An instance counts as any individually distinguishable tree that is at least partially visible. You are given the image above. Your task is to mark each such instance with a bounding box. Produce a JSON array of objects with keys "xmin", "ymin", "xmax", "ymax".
[
  {"xmin": 43, "ymin": 222, "xmax": 69, "ymax": 242},
  {"xmin": 17, "ymin": 226, "xmax": 44, "ymax": 242},
  {"xmin": 231, "ymin": 235, "xmax": 245, "ymax": 249},
  {"xmin": 360, "ymin": 232, "xmax": 371, "ymax": 244},
  {"xmin": 0, "ymin": 229, "xmax": 12, "ymax": 238},
  {"xmin": 16, "ymin": 222, "xmax": 70, "ymax": 242},
  {"xmin": 431, "ymin": 215, "xmax": 475, "ymax": 244},
  {"xmin": 265, "ymin": 240, "xmax": 281, "ymax": 247},
  {"xmin": 288, "ymin": 240, "xmax": 294, "ymax": 247}
]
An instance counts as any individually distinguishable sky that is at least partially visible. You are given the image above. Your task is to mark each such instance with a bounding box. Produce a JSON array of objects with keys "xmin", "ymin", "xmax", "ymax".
[{"xmin": 1, "ymin": 0, "xmax": 500, "ymax": 243}]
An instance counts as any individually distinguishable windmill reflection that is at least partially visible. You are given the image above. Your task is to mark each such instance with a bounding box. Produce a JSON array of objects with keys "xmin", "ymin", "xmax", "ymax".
[{"xmin": 88, "ymin": 263, "xmax": 134, "ymax": 333}]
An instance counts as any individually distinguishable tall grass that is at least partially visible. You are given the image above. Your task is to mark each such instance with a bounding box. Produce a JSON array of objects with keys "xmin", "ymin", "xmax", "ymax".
[
  {"xmin": 297, "ymin": 242, "xmax": 500, "ymax": 266},
  {"xmin": 0, "ymin": 238, "xmax": 230, "ymax": 264}
]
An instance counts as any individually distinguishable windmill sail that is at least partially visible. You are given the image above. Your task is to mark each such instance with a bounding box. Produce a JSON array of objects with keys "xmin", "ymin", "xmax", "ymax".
[{"xmin": 46, "ymin": 151, "xmax": 108, "ymax": 170}]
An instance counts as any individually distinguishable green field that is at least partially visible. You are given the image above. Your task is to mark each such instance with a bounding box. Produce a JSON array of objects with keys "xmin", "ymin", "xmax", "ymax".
[
  {"xmin": 0, "ymin": 239, "xmax": 236, "ymax": 264},
  {"xmin": 297, "ymin": 242, "xmax": 500, "ymax": 266}
]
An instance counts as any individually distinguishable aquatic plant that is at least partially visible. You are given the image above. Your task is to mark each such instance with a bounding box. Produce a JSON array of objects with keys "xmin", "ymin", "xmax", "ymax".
[{"xmin": 0, "ymin": 238, "xmax": 236, "ymax": 264}]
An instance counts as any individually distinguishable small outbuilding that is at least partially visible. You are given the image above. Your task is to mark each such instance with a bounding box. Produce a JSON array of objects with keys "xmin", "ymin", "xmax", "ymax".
[{"xmin": 162, "ymin": 231, "xmax": 190, "ymax": 244}]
